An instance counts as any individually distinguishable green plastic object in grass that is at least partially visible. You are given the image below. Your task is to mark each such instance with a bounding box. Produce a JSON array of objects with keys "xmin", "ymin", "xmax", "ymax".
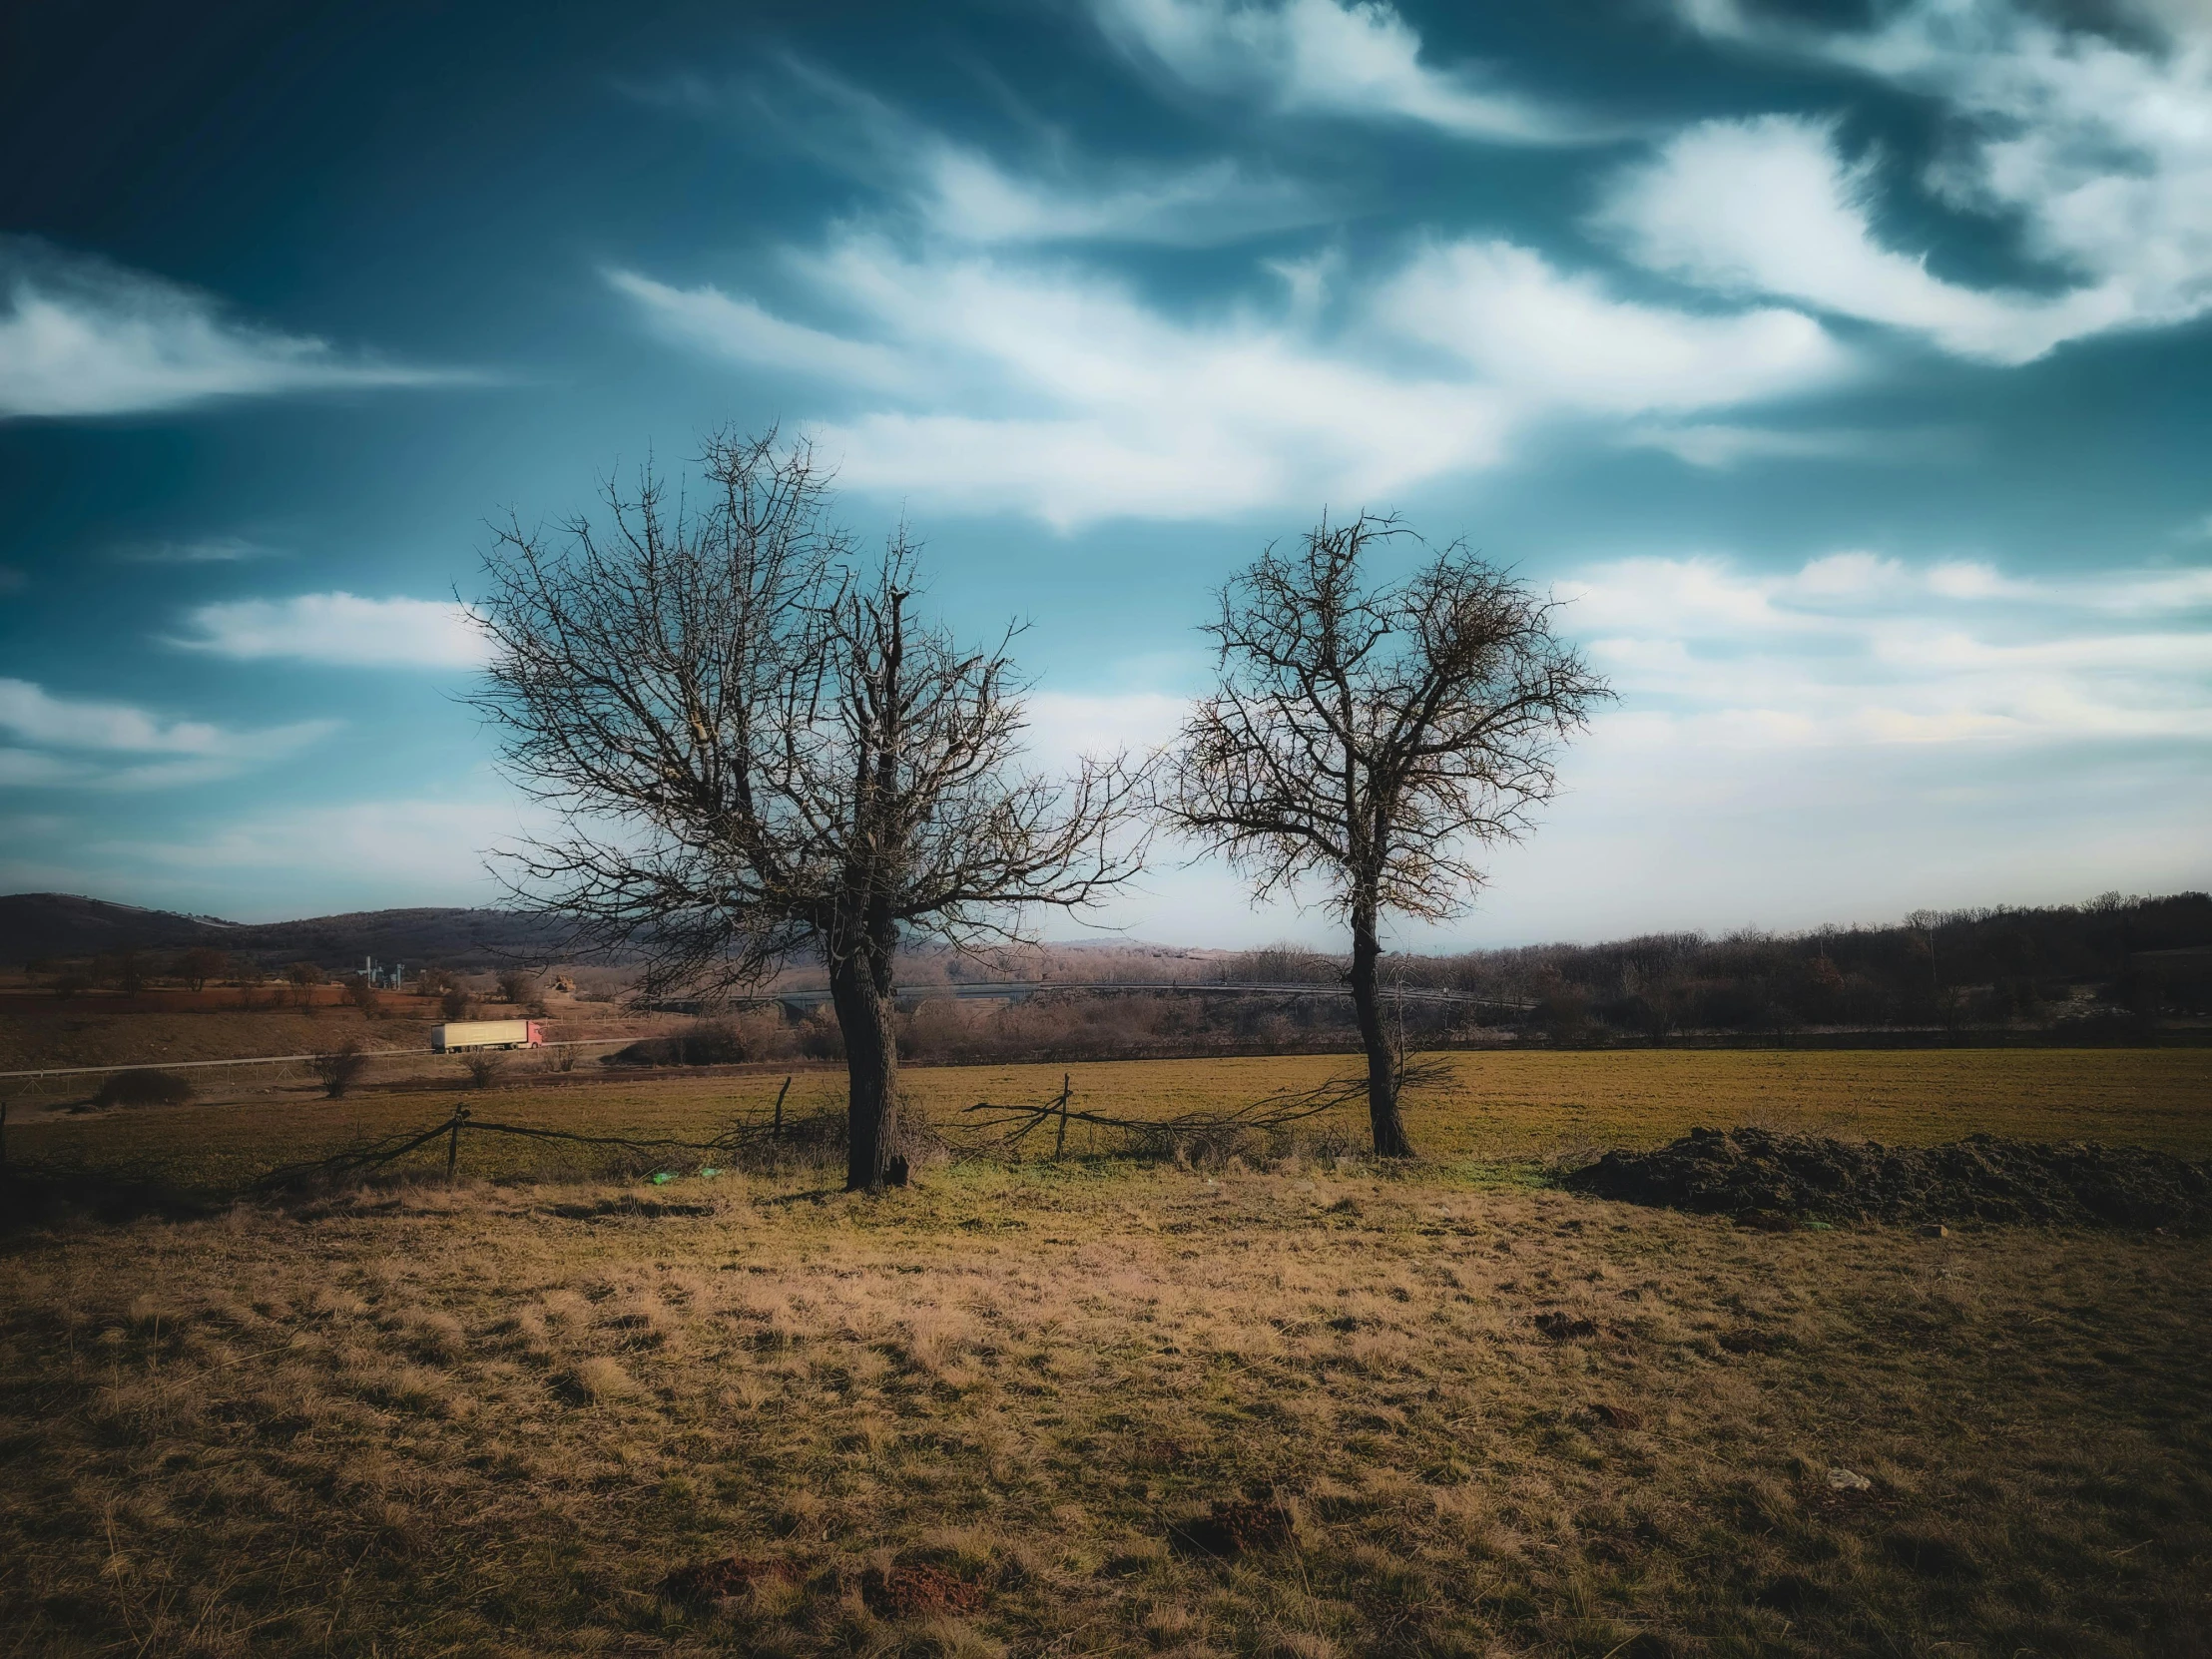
[
  {"xmin": 699, "ymin": 1168, "xmax": 721, "ymax": 1179},
  {"xmin": 650, "ymin": 1172, "xmax": 674, "ymax": 1185}
]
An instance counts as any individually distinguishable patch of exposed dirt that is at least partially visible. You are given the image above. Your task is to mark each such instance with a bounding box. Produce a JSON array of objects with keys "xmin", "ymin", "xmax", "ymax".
[
  {"xmin": 1563, "ymin": 1127, "xmax": 2212, "ymax": 1231},
  {"xmin": 657, "ymin": 1554, "xmax": 791, "ymax": 1604},
  {"xmin": 545, "ymin": 1196, "xmax": 716, "ymax": 1220},
  {"xmin": 860, "ymin": 1563, "xmax": 986, "ymax": 1617},
  {"xmin": 1168, "ymin": 1497, "xmax": 1297, "ymax": 1558}
]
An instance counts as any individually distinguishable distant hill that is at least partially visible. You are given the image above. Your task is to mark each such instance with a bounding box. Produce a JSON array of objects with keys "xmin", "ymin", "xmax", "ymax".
[{"xmin": 0, "ymin": 893, "xmax": 573, "ymax": 970}]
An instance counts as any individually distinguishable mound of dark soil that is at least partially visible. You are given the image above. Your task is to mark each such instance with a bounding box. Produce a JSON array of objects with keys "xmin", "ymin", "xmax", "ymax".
[
  {"xmin": 860, "ymin": 1563, "xmax": 986, "ymax": 1617},
  {"xmin": 1563, "ymin": 1127, "xmax": 2212, "ymax": 1232}
]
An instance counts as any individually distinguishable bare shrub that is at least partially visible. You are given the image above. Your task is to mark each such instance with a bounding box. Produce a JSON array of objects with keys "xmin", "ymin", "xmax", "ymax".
[
  {"xmin": 462, "ymin": 1053, "xmax": 506, "ymax": 1090},
  {"xmin": 310, "ymin": 1039, "xmax": 370, "ymax": 1100},
  {"xmin": 440, "ymin": 986, "xmax": 474, "ymax": 1021},
  {"xmin": 602, "ymin": 1020, "xmax": 751, "ymax": 1067},
  {"xmin": 93, "ymin": 1069, "xmax": 195, "ymax": 1109}
]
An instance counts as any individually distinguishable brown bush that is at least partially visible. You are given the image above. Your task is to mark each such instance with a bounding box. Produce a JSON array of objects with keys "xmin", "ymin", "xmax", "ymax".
[
  {"xmin": 93, "ymin": 1069, "xmax": 195, "ymax": 1109},
  {"xmin": 309, "ymin": 1039, "xmax": 370, "ymax": 1100}
]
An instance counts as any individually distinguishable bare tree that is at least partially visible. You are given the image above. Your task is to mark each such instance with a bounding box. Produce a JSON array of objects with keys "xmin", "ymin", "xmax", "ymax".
[
  {"xmin": 495, "ymin": 967, "xmax": 541, "ymax": 1010},
  {"xmin": 472, "ymin": 430, "xmax": 1146, "ymax": 1192},
  {"xmin": 1161, "ymin": 513, "xmax": 1609, "ymax": 1156},
  {"xmin": 285, "ymin": 960, "xmax": 325, "ymax": 1012},
  {"xmin": 174, "ymin": 946, "xmax": 229, "ymax": 992}
]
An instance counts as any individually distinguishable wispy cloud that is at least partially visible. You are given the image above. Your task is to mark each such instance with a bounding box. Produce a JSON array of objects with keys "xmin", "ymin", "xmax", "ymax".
[
  {"xmin": 94, "ymin": 797, "xmax": 538, "ymax": 883},
  {"xmin": 0, "ymin": 677, "xmax": 333, "ymax": 789},
  {"xmin": 612, "ymin": 233, "xmax": 1846, "ymax": 527},
  {"xmin": 1557, "ymin": 551, "xmax": 2212, "ymax": 748},
  {"xmin": 1096, "ymin": 0, "xmax": 1609, "ymax": 144},
  {"xmin": 913, "ymin": 149, "xmax": 1316, "ymax": 248},
  {"xmin": 642, "ymin": 57, "xmax": 1325, "ymax": 250},
  {"xmin": 1627, "ymin": 1, "xmax": 2212, "ymax": 361},
  {"xmin": 113, "ymin": 534, "xmax": 284, "ymax": 564},
  {"xmin": 1619, "ymin": 420, "xmax": 1965, "ymax": 469},
  {"xmin": 169, "ymin": 593, "xmax": 490, "ymax": 670},
  {"xmin": 0, "ymin": 239, "xmax": 462, "ymax": 419}
]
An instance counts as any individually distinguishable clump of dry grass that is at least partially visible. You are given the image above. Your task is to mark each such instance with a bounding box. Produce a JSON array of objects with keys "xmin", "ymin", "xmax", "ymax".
[{"xmin": 2, "ymin": 1160, "xmax": 2207, "ymax": 1656}]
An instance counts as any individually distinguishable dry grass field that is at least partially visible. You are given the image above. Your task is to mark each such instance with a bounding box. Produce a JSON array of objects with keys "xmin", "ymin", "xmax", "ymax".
[
  {"xmin": 11, "ymin": 1045, "xmax": 2212, "ymax": 1189},
  {"xmin": 3, "ymin": 1049, "xmax": 2209, "ymax": 1657}
]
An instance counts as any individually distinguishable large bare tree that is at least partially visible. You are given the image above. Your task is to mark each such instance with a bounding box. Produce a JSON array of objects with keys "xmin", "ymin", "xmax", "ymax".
[
  {"xmin": 1162, "ymin": 513, "xmax": 1610, "ymax": 1156},
  {"xmin": 472, "ymin": 431, "xmax": 1144, "ymax": 1191}
]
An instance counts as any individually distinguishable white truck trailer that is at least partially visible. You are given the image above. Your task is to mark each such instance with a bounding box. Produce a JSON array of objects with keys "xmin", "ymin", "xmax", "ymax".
[{"xmin": 432, "ymin": 1019, "xmax": 543, "ymax": 1054}]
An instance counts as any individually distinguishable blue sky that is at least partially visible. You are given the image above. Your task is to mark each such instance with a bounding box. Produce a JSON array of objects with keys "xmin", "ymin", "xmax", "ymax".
[{"xmin": 2, "ymin": 0, "xmax": 2208, "ymax": 946}]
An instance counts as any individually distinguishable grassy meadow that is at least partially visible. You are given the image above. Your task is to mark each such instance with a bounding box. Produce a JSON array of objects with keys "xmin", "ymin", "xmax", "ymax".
[{"xmin": 3, "ymin": 1047, "xmax": 2209, "ymax": 1657}]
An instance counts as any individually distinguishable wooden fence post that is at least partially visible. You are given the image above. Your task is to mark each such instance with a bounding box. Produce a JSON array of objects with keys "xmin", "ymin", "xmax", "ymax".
[
  {"xmin": 772, "ymin": 1076, "xmax": 791, "ymax": 1141},
  {"xmin": 1053, "ymin": 1073, "xmax": 1071, "ymax": 1159},
  {"xmin": 446, "ymin": 1106, "xmax": 471, "ymax": 1181}
]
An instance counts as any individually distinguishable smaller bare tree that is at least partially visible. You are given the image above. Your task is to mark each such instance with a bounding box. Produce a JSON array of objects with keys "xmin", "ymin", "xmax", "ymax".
[
  {"xmin": 285, "ymin": 961, "xmax": 325, "ymax": 1011},
  {"xmin": 1162, "ymin": 513, "xmax": 1609, "ymax": 1156},
  {"xmin": 175, "ymin": 946, "xmax": 229, "ymax": 992}
]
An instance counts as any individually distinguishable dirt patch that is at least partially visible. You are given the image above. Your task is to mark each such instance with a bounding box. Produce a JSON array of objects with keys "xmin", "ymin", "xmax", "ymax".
[
  {"xmin": 657, "ymin": 1554, "xmax": 791, "ymax": 1604},
  {"xmin": 545, "ymin": 1196, "xmax": 716, "ymax": 1220},
  {"xmin": 1563, "ymin": 1127, "xmax": 2212, "ymax": 1231},
  {"xmin": 1168, "ymin": 1497, "xmax": 1297, "ymax": 1558},
  {"xmin": 860, "ymin": 1563, "xmax": 986, "ymax": 1618}
]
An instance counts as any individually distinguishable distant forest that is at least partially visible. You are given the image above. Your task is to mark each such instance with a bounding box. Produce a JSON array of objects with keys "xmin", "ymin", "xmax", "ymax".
[
  {"xmin": 722, "ymin": 891, "xmax": 2212, "ymax": 1063},
  {"xmin": 6, "ymin": 889, "xmax": 2207, "ymax": 1056},
  {"xmin": 1371, "ymin": 888, "xmax": 2212, "ymax": 1042}
]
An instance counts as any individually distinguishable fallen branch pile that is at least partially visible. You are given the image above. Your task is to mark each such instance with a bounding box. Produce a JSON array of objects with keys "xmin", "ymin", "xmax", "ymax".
[{"xmin": 959, "ymin": 1057, "xmax": 1450, "ymax": 1158}]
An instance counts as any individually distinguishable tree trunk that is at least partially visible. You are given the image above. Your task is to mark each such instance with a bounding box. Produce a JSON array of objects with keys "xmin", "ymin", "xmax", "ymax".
[
  {"xmin": 1347, "ymin": 907, "xmax": 1414, "ymax": 1157},
  {"xmin": 830, "ymin": 942, "xmax": 903, "ymax": 1193}
]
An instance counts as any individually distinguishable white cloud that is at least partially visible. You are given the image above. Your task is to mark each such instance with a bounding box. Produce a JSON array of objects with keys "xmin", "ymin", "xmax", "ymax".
[
  {"xmin": 1619, "ymin": 420, "xmax": 1939, "ymax": 468},
  {"xmin": 0, "ymin": 678, "xmax": 332, "ymax": 789},
  {"xmin": 704, "ymin": 58, "xmax": 1327, "ymax": 250},
  {"xmin": 612, "ymin": 233, "xmax": 1846, "ymax": 527},
  {"xmin": 1637, "ymin": 1, "xmax": 2212, "ymax": 360},
  {"xmin": 0, "ymin": 240, "xmax": 458, "ymax": 419},
  {"xmin": 914, "ymin": 148, "xmax": 1316, "ymax": 247},
  {"xmin": 606, "ymin": 270, "xmax": 919, "ymax": 393},
  {"xmin": 1555, "ymin": 551, "xmax": 2212, "ymax": 747},
  {"xmin": 114, "ymin": 535, "xmax": 283, "ymax": 564},
  {"xmin": 171, "ymin": 593, "xmax": 490, "ymax": 669},
  {"xmin": 1595, "ymin": 115, "xmax": 2110, "ymax": 363},
  {"xmin": 1096, "ymin": 0, "xmax": 1602, "ymax": 144},
  {"xmin": 1377, "ymin": 239, "xmax": 1847, "ymax": 412}
]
